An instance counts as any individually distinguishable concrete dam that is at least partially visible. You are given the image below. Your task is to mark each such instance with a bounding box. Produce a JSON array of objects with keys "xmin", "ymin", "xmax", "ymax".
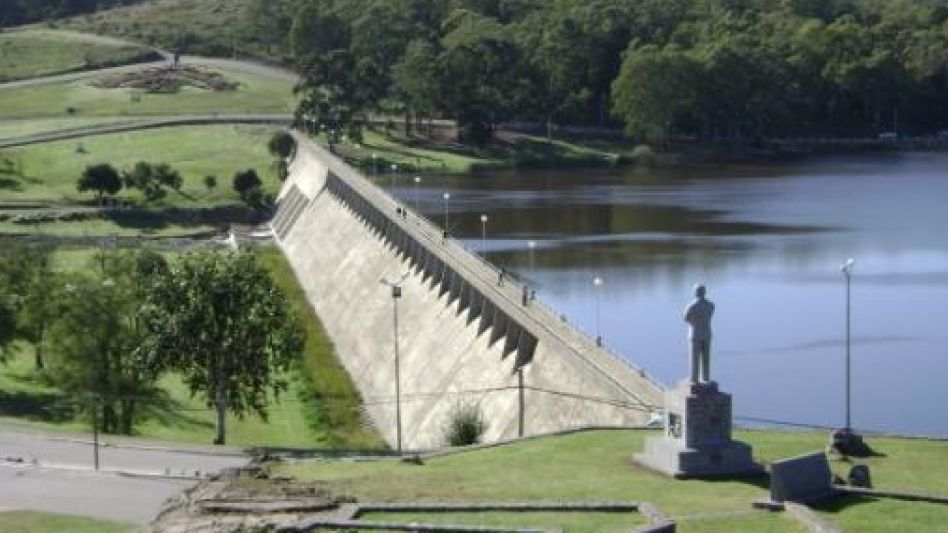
[{"xmin": 273, "ymin": 134, "xmax": 665, "ymax": 449}]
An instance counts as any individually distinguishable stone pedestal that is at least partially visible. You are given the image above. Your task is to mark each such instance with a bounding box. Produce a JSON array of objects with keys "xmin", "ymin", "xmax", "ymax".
[{"xmin": 634, "ymin": 380, "xmax": 762, "ymax": 478}]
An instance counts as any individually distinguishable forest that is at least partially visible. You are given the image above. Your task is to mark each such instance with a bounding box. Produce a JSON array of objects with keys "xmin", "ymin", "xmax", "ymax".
[{"xmin": 270, "ymin": 0, "xmax": 948, "ymax": 142}]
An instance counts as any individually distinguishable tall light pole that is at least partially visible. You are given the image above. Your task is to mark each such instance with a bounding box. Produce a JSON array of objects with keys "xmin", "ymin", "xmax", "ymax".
[
  {"xmin": 371, "ymin": 153, "xmax": 377, "ymax": 175},
  {"xmin": 442, "ymin": 192, "xmax": 451, "ymax": 230},
  {"xmin": 593, "ymin": 276, "xmax": 603, "ymax": 347},
  {"xmin": 381, "ymin": 273, "xmax": 409, "ymax": 454},
  {"xmin": 413, "ymin": 176, "xmax": 421, "ymax": 211},
  {"xmin": 841, "ymin": 258, "xmax": 855, "ymax": 430},
  {"xmin": 528, "ymin": 240, "xmax": 536, "ymax": 271},
  {"xmin": 480, "ymin": 214, "xmax": 488, "ymax": 251},
  {"xmin": 390, "ymin": 163, "xmax": 398, "ymax": 190}
]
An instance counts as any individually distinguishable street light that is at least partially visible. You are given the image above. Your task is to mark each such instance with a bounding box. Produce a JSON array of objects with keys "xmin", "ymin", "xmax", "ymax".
[
  {"xmin": 442, "ymin": 192, "xmax": 451, "ymax": 231},
  {"xmin": 413, "ymin": 176, "xmax": 421, "ymax": 211},
  {"xmin": 390, "ymin": 163, "xmax": 398, "ymax": 190},
  {"xmin": 480, "ymin": 214, "xmax": 488, "ymax": 251},
  {"xmin": 528, "ymin": 240, "xmax": 536, "ymax": 271},
  {"xmin": 381, "ymin": 272, "xmax": 409, "ymax": 454},
  {"xmin": 371, "ymin": 153, "xmax": 377, "ymax": 175},
  {"xmin": 840, "ymin": 258, "xmax": 855, "ymax": 430},
  {"xmin": 593, "ymin": 276, "xmax": 603, "ymax": 347}
]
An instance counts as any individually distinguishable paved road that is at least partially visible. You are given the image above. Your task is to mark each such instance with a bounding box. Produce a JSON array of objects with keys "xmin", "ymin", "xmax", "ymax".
[{"xmin": 0, "ymin": 426, "xmax": 249, "ymax": 524}]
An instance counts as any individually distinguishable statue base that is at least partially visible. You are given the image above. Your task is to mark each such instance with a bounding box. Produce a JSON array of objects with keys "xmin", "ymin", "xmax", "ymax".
[{"xmin": 634, "ymin": 380, "xmax": 763, "ymax": 479}]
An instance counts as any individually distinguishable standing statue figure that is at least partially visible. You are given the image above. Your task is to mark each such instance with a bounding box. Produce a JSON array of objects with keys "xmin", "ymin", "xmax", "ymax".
[{"xmin": 684, "ymin": 284, "xmax": 715, "ymax": 383}]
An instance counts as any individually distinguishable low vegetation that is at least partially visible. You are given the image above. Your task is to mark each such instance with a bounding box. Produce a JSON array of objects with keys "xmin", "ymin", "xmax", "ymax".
[
  {"xmin": 0, "ymin": 510, "xmax": 130, "ymax": 533},
  {"xmin": 0, "ymin": 65, "xmax": 295, "ymax": 119},
  {"xmin": 277, "ymin": 429, "xmax": 948, "ymax": 532},
  {"xmin": 0, "ymin": 29, "xmax": 159, "ymax": 82},
  {"xmin": 0, "ymin": 125, "xmax": 280, "ymax": 207}
]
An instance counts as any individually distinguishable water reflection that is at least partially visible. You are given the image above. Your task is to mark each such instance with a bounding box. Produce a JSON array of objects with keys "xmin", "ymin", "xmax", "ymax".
[{"xmin": 388, "ymin": 153, "xmax": 948, "ymax": 437}]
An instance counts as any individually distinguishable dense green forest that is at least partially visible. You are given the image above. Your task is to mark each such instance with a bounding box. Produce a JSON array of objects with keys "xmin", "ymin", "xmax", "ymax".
[
  {"xmin": 254, "ymin": 0, "xmax": 948, "ymax": 143},
  {"xmin": 0, "ymin": 0, "xmax": 146, "ymax": 27}
]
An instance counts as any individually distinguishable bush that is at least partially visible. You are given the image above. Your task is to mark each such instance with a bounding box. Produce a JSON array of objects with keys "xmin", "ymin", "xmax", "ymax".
[
  {"xmin": 444, "ymin": 403, "xmax": 487, "ymax": 447},
  {"xmin": 630, "ymin": 144, "xmax": 658, "ymax": 166},
  {"xmin": 268, "ymin": 131, "xmax": 296, "ymax": 159}
]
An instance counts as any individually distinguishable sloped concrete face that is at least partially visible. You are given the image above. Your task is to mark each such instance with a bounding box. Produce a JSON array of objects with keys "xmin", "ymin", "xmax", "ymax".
[{"xmin": 274, "ymin": 135, "xmax": 665, "ymax": 450}]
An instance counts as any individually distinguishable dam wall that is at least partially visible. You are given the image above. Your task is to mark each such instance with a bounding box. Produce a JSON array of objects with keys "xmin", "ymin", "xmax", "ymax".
[{"xmin": 273, "ymin": 134, "xmax": 665, "ymax": 450}]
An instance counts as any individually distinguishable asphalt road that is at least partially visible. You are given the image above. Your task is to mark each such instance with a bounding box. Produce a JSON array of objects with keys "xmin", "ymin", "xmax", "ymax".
[{"xmin": 0, "ymin": 426, "xmax": 249, "ymax": 524}]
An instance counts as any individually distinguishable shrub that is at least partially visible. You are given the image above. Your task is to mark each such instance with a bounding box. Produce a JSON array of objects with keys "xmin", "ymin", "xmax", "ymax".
[
  {"xmin": 268, "ymin": 131, "xmax": 296, "ymax": 159},
  {"xmin": 630, "ymin": 144, "xmax": 658, "ymax": 166},
  {"xmin": 444, "ymin": 403, "xmax": 487, "ymax": 447}
]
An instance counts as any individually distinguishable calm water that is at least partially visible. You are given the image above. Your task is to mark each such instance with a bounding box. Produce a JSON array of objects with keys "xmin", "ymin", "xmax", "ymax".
[{"xmin": 389, "ymin": 153, "xmax": 948, "ymax": 437}]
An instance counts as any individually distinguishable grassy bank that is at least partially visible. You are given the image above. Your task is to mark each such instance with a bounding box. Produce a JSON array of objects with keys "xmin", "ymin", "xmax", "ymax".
[
  {"xmin": 65, "ymin": 0, "xmax": 265, "ymax": 60},
  {"xmin": 0, "ymin": 124, "xmax": 280, "ymax": 206},
  {"xmin": 276, "ymin": 429, "xmax": 948, "ymax": 532},
  {"xmin": 322, "ymin": 128, "xmax": 645, "ymax": 175},
  {"xmin": 0, "ymin": 65, "xmax": 295, "ymax": 119},
  {"xmin": 0, "ymin": 511, "xmax": 131, "ymax": 533},
  {"xmin": 0, "ymin": 247, "xmax": 382, "ymax": 450},
  {"xmin": 0, "ymin": 29, "xmax": 159, "ymax": 82}
]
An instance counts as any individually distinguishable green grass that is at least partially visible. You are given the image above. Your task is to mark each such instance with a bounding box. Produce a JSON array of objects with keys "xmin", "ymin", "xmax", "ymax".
[
  {"xmin": 255, "ymin": 245, "xmax": 385, "ymax": 450},
  {"xmin": 358, "ymin": 511, "xmax": 645, "ymax": 532},
  {"xmin": 0, "ymin": 29, "xmax": 158, "ymax": 82},
  {"xmin": 65, "ymin": 0, "xmax": 266, "ymax": 60},
  {"xmin": 0, "ymin": 246, "xmax": 381, "ymax": 449},
  {"xmin": 325, "ymin": 129, "xmax": 634, "ymax": 175},
  {"xmin": 0, "ymin": 218, "xmax": 217, "ymax": 238},
  {"xmin": 0, "ymin": 117, "xmax": 149, "ymax": 141},
  {"xmin": 0, "ymin": 510, "xmax": 131, "ymax": 533},
  {"xmin": 0, "ymin": 124, "xmax": 281, "ymax": 206},
  {"xmin": 0, "ymin": 65, "xmax": 295, "ymax": 119},
  {"xmin": 276, "ymin": 429, "xmax": 948, "ymax": 532}
]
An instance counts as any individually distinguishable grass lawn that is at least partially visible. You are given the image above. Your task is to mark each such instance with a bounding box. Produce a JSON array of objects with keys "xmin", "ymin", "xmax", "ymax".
[
  {"xmin": 0, "ymin": 246, "xmax": 383, "ymax": 450},
  {"xmin": 358, "ymin": 511, "xmax": 645, "ymax": 532},
  {"xmin": 0, "ymin": 510, "xmax": 131, "ymax": 533},
  {"xmin": 0, "ymin": 124, "xmax": 281, "ymax": 206},
  {"xmin": 0, "ymin": 218, "xmax": 218, "ymax": 238},
  {"xmin": 276, "ymin": 429, "xmax": 948, "ymax": 532},
  {"xmin": 0, "ymin": 117, "xmax": 150, "ymax": 142},
  {"xmin": 0, "ymin": 64, "xmax": 295, "ymax": 119},
  {"xmin": 325, "ymin": 128, "xmax": 635, "ymax": 175},
  {"xmin": 0, "ymin": 29, "xmax": 158, "ymax": 82}
]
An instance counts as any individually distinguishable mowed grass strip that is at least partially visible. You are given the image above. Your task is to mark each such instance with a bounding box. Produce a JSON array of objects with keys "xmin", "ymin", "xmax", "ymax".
[
  {"xmin": 276, "ymin": 429, "xmax": 948, "ymax": 532},
  {"xmin": 0, "ymin": 65, "xmax": 295, "ymax": 119},
  {"xmin": 0, "ymin": 124, "xmax": 280, "ymax": 206},
  {"xmin": 0, "ymin": 29, "xmax": 158, "ymax": 82},
  {"xmin": 0, "ymin": 511, "xmax": 131, "ymax": 533},
  {"xmin": 0, "ymin": 247, "xmax": 380, "ymax": 449},
  {"xmin": 357, "ymin": 511, "xmax": 645, "ymax": 533}
]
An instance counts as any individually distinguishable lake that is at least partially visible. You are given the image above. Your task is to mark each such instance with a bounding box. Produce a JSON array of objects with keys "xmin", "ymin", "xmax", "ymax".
[{"xmin": 389, "ymin": 153, "xmax": 948, "ymax": 437}]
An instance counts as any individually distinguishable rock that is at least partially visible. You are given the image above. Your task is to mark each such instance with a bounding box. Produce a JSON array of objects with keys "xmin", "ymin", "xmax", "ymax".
[{"xmin": 848, "ymin": 464, "xmax": 872, "ymax": 488}]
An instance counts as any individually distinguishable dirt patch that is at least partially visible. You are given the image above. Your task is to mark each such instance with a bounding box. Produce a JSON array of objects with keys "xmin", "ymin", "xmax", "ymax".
[{"xmin": 95, "ymin": 65, "xmax": 238, "ymax": 94}]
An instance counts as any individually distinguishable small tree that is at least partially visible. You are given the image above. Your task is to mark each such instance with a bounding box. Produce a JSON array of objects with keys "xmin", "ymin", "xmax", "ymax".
[
  {"xmin": 78, "ymin": 164, "xmax": 122, "ymax": 202},
  {"xmin": 123, "ymin": 162, "xmax": 183, "ymax": 202},
  {"xmin": 444, "ymin": 403, "xmax": 488, "ymax": 447},
  {"xmin": 0, "ymin": 242, "xmax": 56, "ymax": 369},
  {"xmin": 267, "ymin": 131, "xmax": 296, "ymax": 159},
  {"xmin": 0, "ymin": 300, "xmax": 15, "ymax": 363},
  {"xmin": 137, "ymin": 251, "xmax": 304, "ymax": 445},
  {"xmin": 203, "ymin": 175, "xmax": 218, "ymax": 191},
  {"xmin": 233, "ymin": 169, "xmax": 263, "ymax": 207}
]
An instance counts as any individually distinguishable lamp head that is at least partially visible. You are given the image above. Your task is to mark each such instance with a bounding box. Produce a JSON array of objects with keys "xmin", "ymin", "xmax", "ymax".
[
  {"xmin": 841, "ymin": 258, "xmax": 855, "ymax": 275},
  {"xmin": 480, "ymin": 214, "xmax": 488, "ymax": 223}
]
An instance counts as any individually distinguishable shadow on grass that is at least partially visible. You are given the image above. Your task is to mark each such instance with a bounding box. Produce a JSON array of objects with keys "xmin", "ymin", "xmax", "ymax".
[
  {"xmin": 0, "ymin": 178, "xmax": 23, "ymax": 191},
  {"xmin": 809, "ymin": 493, "xmax": 877, "ymax": 514},
  {"xmin": 136, "ymin": 391, "xmax": 213, "ymax": 432},
  {"xmin": 0, "ymin": 390, "xmax": 75, "ymax": 423}
]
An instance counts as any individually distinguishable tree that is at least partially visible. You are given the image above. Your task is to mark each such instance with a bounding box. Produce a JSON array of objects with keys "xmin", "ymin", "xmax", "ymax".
[
  {"xmin": 77, "ymin": 164, "xmax": 122, "ymax": 202},
  {"xmin": 47, "ymin": 249, "xmax": 164, "ymax": 434},
  {"xmin": 0, "ymin": 300, "xmax": 14, "ymax": 363},
  {"xmin": 232, "ymin": 169, "xmax": 263, "ymax": 207},
  {"xmin": 203, "ymin": 175, "xmax": 218, "ymax": 191},
  {"xmin": 0, "ymin": 242, "xmax": 56, "ymax": 369},
  {"xmin": 123, "ymin": 162, "xmax": 182, "ymax": 202},
  {"xmin": 137, "ymin": 251, "xmax": 304, "ymax": 445},
  {"xmin": 268, "ymin": 131, "xmax": 296, "ymax": 159}
]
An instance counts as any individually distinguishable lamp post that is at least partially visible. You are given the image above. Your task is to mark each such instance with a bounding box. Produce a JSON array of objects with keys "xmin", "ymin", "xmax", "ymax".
[
  {"xmin": 413, "ymin": 176, "xmax": 421, "ymax": 211},
  {"xmin": 840, "ymin": 258, "xmax": 855, "ymax": 430},
  {"xmin": 390, "ymin": 163, "xmax": 398, "ymax": 190},
  {"xmin": 593, "ymin": 276, "xmax": 603, "ymax": 347},
  {"xmin": 371, "ymin": 153, "xmax": 377, "ymax": 175},
  {"xmin": 480, "ymin": 214, "xmax": 488, "ymax": 251},
  {"xmin": 381, "ymin": 273, "xmax": 409, "ymax": 454},
  {"xmin": 528, "ymin": 240, "xmax": 536, "ymax": 271},
  {"xmin": 442, "ymin": 192, "xmax": 451, "ymax": 230}
]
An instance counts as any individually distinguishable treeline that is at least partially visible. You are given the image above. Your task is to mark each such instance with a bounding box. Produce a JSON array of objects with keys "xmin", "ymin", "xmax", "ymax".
[
  {"xmin": 0, "ymin": 0, "xmax": 146, "ymax": 28},
  {"xmin": 244, "ymin": 0, "xmax": 948, "ymax": 143}
]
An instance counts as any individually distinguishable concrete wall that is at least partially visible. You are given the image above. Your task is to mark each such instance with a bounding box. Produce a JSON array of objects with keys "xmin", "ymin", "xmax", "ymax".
[{"xmin": 274, "ymin": 134, "xmax": 665, "ymax": 450}]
